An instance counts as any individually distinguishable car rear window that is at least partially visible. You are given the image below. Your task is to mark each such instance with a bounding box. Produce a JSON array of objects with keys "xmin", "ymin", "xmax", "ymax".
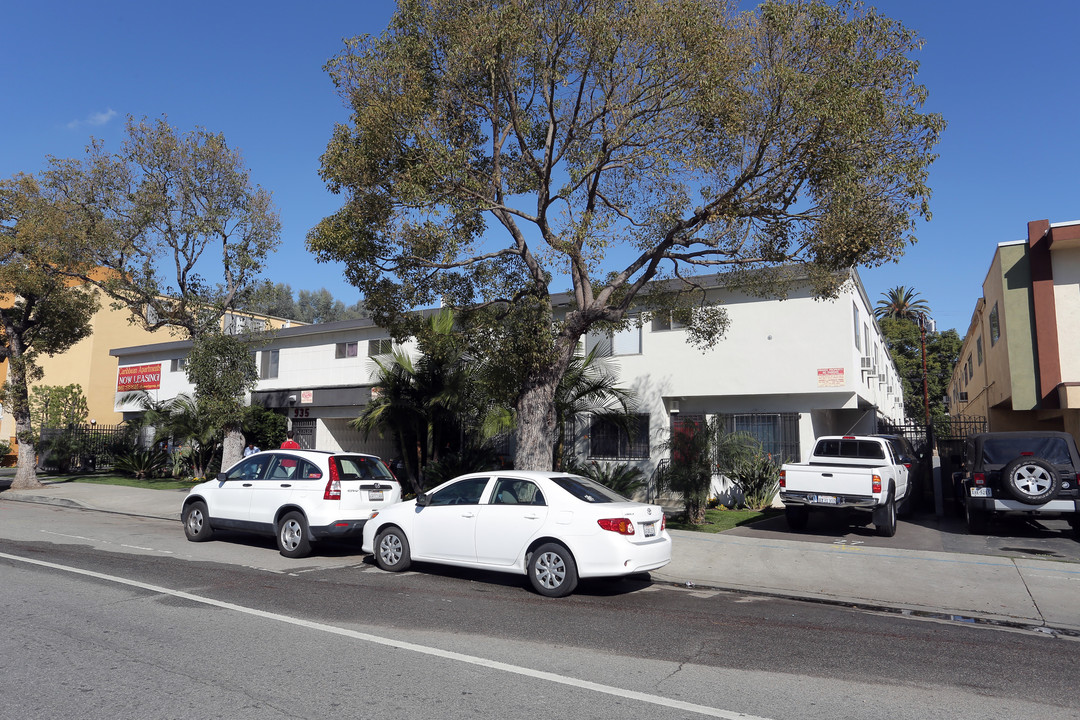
[
  {"xmin": 813, "ymin": 439, "xmax": 886, "ymax": 460},
  {"xmin": 551, "ymin": 476, "xmax": 628, "ymax": 503},
  {"xmin": 334, "ymin": 456, "xmax": 394, "ymax": 480},
  {"xmin": 980, "ymin": 437, "xmax": 1073, "ymax": 466}
]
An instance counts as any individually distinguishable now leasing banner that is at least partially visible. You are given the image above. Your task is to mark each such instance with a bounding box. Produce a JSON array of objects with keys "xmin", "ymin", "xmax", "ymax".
[{"xmin": 117, "ymin": 363, "xmax": 162, "ymax": 391}]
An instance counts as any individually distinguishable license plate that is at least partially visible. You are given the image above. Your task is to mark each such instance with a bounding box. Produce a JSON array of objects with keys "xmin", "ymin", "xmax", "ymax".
[
  {"xmin": 643, "ymin": 522, "xmax": 656, "ymax": 537},
  {"xmin": 369, "ymin": 490, "xmax": 384, "ymax": 501},
  {"xmin": 812, "ymin": 495, "xmax": 838, "ymax": 505},
  {"xmin": 969, "ymin": 487, "xmax": 991, "ymax": 498}
]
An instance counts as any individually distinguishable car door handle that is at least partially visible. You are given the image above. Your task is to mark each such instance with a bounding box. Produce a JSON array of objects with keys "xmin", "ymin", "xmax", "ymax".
[
  {"xmin": 461, "ymin": 512, "xmax": 475, "ymax": 518},
  {"xmin": 279, "ymin": 484, "xmax": 291, "ymax": 488},
  {"xmin": 524, "ymin": 513, "xmax": 541, "ymax": 520},
  {"xmin": 242, "ymin": 483, "xmax": 253, "ymax": 487}
]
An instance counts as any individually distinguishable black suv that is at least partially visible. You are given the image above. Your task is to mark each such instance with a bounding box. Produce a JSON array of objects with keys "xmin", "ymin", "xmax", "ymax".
[{"xmin": 956, "ymin": 431, "xmax": 1080, "ymax": 535}]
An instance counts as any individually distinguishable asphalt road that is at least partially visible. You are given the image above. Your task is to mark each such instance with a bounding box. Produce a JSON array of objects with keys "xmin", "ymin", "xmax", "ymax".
[{"xmin": 0, "ymin": 503, "xmax": 1077, "ymax": 720}]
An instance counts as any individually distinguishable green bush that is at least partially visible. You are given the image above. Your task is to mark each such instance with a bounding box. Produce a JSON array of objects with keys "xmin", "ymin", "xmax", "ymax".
[
  {"xmin": 0, "ymin": 439, "xmax": 10, "ymax": 457},
  {"xmin": 115, "ymin": 449, "xmax": 171, "ymax": 479}
]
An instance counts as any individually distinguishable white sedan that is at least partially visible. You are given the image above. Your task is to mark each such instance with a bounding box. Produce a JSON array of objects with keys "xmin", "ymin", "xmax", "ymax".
[{"xmin": 361, "ymin": 470, "xmax": 672, "ymax": 597}]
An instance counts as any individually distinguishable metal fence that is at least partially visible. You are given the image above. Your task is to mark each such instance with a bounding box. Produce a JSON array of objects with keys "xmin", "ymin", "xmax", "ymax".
[{"xmin": 37, "ymin": 424, "xmax": 136, "ymax": 473}]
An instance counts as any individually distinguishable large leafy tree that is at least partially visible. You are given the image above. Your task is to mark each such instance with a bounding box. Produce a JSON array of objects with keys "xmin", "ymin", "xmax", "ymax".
[
  {"xmin": 42, "ymin": 116, "xmax": 280, "ymax": 469},
  {"xmin": 310, "ymin": 0, "xmax": 944, "ymax": 470},
  {"xmin": 0, "ymin": 175, "xmax": 100, "ymax": 489},
  {"xmin": 879, "ymin": 316, "xmax": 961, "ymax": 431},
  {"xmin": 874, "ymin": 285, "xmax": 931, "ymax": 322}
]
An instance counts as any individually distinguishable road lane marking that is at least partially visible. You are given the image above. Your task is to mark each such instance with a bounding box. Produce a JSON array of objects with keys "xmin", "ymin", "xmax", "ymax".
[{"xmin": 0, "ymin": 551, "xmax": 774, "ymax": 720}]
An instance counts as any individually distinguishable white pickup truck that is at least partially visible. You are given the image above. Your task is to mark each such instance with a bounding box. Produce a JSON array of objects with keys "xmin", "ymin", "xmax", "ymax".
[{"xmin": 779, "ymin": 435, "xmax": 915, "ymax": 537}]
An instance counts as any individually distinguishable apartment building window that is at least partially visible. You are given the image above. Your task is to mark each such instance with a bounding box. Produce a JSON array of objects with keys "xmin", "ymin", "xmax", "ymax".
[
  {"xmin": 853, "ymin": 304, "xmax": 861, "ymax": 351},
  {"xmin": 170, "ymin": 357, "xmax": 187, "ymax": 372},
  {"xmin": 989, "ymin": 303, "xmax": 1000, "ymax": 346},
  {"xmin": 586, "ymin": 320, "xmax": 641, "ymax": 357},
  {"xmin": 652, "ymin": 311, "xmax": 686, "ymax": 332},
  {"xmin": 976, "ymin": 336, "xmax": 983, "ymax": 365},
  {"xmin": 589, "ymin": 414, "xmax": 650, "ymax": 459},
  {"xmin": 260, "ymin": 349, "xmax": 279, "ymax": 379},
  {"xmin": 863, "ymin": 324, "xmax": 870, "ymax": 358},
  {"xmin": 335, "ymin": 341, "xmax": 358, "ymax": 359},
  {"xmin": 967, "ymin": 353, "xmax": 973, "ymax": 379},
  {"xmin": 717, "ymin": 412, "xmax": 801, "ymax": 464},
  {"xmin": 368, "ymin": 338, "xmax": 393, "ymax": 356}
]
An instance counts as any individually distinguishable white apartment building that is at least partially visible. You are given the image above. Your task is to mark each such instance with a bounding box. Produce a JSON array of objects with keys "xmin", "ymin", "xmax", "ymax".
[{"xmin": 110, "ymin": 269, "xmax": 904, "ymax": 485}]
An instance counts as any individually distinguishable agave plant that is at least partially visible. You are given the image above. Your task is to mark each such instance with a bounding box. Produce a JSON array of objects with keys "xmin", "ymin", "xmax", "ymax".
[
  {"xmin": 567, "ymin": 460, "xmax": 645, "ymax": 499},
  {"xmin": 114, "ymin": 449, "xmax": 170, "ymax": 479}
]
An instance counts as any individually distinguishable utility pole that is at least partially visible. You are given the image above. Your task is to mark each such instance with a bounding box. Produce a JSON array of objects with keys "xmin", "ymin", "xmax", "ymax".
[{"xmin": 918, "ymin": 313, "xmax": 930, "ymax": 427}]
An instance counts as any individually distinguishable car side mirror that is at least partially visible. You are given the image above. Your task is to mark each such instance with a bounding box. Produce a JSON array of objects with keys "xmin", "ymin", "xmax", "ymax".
[
  {"xmin": 216, "ymin": 472, "xmax": 227, "ymax": 482},
  {"xmin": 416, "ymin": 493, "xmax": 430, "ymax": 507}
]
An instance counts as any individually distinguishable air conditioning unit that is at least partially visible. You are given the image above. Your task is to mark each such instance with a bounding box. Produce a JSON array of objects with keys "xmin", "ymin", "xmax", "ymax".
[
  {"xmin": 860, "ymin": 356, "xmax": 873, "ymax": 370},
  {"xmin": 878, "ymin": 373, "xmax": 887, "ymax": 383}
]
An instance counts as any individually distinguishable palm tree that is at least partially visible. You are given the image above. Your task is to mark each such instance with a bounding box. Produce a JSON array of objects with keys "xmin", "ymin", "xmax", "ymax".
[
  {"xmin": 351, "ymin": 309, "xmax": 512, "ymax": 493},
  {"xmin": 874, "ymin": 286, "xmax": 931, "ymax": 322},
  {"xmin": 552, "ymin": 347, "xmax": 636, "ymax": 471}
]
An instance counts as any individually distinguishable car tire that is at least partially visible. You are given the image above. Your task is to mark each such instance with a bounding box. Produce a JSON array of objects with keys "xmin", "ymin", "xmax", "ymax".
[
  {"xmin": 527, "ymin": 542, "xmax": 578, "ymax": 598},
  {"xmin": 374, "ymin": 527, "xmax": 412, "ymax": 572},
  {"xmin": 182, "ymin": 501, "xmax": 214, "ymax": 542},
  {"xmin": 965, "ymin": 499, "xmax": 989, "ymax": 534},
  {"xmin": 874, "ymin": 492, "xmax": 897, "ymax": 537},
  {"xmin": 277, "ymin": 511, "xmax": 312, "ymax": 558},
  {"xmin": 784, "ymin": 505, "xmax": 809, "ymax": 531},
  {"xmin": 1001, "ymin": 456, "xmax": 1060, "ymax": 505}
]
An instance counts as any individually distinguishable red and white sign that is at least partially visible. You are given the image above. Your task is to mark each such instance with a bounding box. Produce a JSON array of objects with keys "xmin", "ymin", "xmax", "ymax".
[
  {"xmin": 117, "ymin": 363, "xmax": 162, "ymax": 391},
  {"xmin": 817, "ymin": 367, "xmax": 845, "ymax": 388},
  {"xmin": 301, "ymin": 390, "xmax": 314, "ymax": 404}
]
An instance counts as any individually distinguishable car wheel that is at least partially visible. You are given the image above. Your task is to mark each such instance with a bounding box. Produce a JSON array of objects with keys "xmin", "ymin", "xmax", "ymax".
[
  {"xmin": 1001, "ymin": 456, "xmax": 1060, "ymax": 505},
  {"xmin": 527, "ymin": 543, "xmax": 578, "ymax": 598},
  {"xmin": 374, "ymin": 527, "xmax": 412, "ymax": 572},
  {"xmin": 874, "ymin": 492, "xmax": 897, "ymax": 537},
  {"xmin": 784, "ymin": 505, "xmax": 809, "ymax": 531},
  {"xmin": 182, "ymin": 501, "xmax": 214, "ymax": 542},
  {"xmin": 965, "ymin": 499, "xmax": 989, "ymax": 534},
  {"xmin": 277, "ymin": 511, "xmax": 312, "ymax": 558}
]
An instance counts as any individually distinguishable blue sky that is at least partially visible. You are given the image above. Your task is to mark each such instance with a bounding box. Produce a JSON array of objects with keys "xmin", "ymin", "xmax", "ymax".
[{"xmin": 2, "ymin": 1, "xmax": 1077, "ymax": 334}]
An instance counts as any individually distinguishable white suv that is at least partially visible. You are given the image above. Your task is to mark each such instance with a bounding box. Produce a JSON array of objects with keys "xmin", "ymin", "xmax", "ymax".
[{"xmin": 181, "ymin": 449, "xmax": 402, "ymax": 558}]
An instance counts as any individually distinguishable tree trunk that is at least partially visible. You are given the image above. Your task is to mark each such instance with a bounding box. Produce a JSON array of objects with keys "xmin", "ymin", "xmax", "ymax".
[
  {"xmin": 221, "ymin": 426, "xmax": 245, "ymax": 471},
  {"xmin": 9, "ymin": 367, "xmax": 41, "ymax": 490},
  {"xmin": 513, "ymin": 337, "xmax": 576, "ymax": 471}
]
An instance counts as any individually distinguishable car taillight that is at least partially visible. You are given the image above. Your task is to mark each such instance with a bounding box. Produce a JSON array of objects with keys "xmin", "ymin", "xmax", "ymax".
[
  {"xmin": 779, "ymin": 470, "xmax": 786, "ymax": 489},
  {"xmin": 598, "ymin": 518, "xmax": 635, "ymax": 535},
  {"xmin": 973, "ymin": 472, "xmax": 986, "ymax": 486},
  {"xmin": 660, "ymin": 513, "xmax": 666, "ymax": 532},
  {"xmin": 324, "ymin": 460, "xmax": 341, "ymax": 500},
  {"xmin": 872, "ymin": 474, "xmax": 882, "ymax": 494}
]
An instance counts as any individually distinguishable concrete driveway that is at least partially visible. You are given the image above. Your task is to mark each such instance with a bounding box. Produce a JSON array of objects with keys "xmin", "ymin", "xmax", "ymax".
[{"xmin": 725, "ymin": 506, "xmax": 1080, "ymax": 563}]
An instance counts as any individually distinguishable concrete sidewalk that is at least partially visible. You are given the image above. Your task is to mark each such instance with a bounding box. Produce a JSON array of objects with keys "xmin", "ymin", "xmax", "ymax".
[{"xmin": 3, "ymin": 481, "xmax": 1078, "ymax": 634}]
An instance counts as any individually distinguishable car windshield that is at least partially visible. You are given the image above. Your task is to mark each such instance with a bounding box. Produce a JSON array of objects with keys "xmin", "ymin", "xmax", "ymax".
[
  {"xmin": 335, "ymin": 456, "xmax": 395, "ymax": 480},
  {"xmin": 981, "ymin": 437, "xmax": 1073, "ymax": 466},
  {"xmin": 550, "ymin": 475, "xmax": 629, "ymax": 503}
]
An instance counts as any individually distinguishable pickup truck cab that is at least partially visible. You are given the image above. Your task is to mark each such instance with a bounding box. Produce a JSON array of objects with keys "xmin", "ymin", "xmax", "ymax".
[{"xmin": 779, "ymin": 435, "xmax": 915, "ymax": 537}]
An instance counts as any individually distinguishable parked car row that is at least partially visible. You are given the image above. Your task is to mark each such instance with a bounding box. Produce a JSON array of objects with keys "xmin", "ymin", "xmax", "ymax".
[{"xmin": 181, "ymin": 449, "xmax": 673, "ymax": 598}]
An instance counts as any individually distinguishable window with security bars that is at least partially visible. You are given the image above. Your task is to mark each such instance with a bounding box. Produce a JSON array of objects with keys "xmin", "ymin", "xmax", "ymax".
[
  {"xmin": 716, "ymin": 412, "xmax": 800, "ymax": 464},
  {"xmin": 589, "ymin": 414, "xmax": 650, "ymax": 459}
]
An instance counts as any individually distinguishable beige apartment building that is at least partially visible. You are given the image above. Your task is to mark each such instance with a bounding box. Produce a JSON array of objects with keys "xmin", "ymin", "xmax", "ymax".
[
  {"xmin": 0, "ymin": 295, "xmax": 298, "ymax": 449},
  {"xmin": 950, "ymin": 219, "xmax": 1080, "ymax": 441}
]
